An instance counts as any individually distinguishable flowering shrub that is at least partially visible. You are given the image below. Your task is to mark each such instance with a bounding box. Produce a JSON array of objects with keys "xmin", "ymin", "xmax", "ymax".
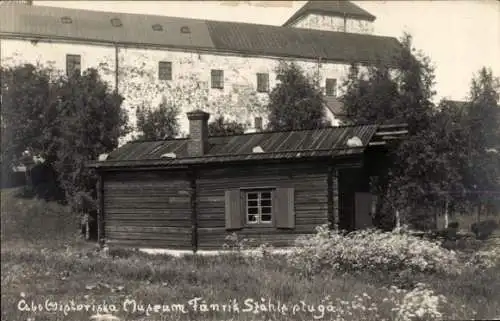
[
  {"xmin": 464, "ymin": 245, "xmax": 500, "ymax": 270},
  {"xmin": 388, "ymin": 283, "xmax": 447, "ymax": 321},
  {"xmin": 289, "ymin": 225, "xmax": 462, "ymax": 275},
  {"xmin": 289, "ymin": 284, "xmax": 447, "ymax": 321}
]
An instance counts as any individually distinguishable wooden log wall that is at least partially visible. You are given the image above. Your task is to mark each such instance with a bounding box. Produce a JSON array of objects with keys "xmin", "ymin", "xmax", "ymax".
[
  {"xmin": 103, "ymin": 171, "xmax": 192, "ymax": 249},
  {"xmin": 196, "ymin": 162, "xmax": 336, "ymax": 250}
]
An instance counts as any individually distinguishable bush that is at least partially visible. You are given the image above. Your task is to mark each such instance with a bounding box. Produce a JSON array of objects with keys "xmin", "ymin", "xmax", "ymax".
[
  {"xmin": 289, "ymin": 225, "xmax": 462, "ymax": 276},
  {"xmin": 471, "ymin": 219, "xmax": 499, "ymax": 240},
  {"xmin": 1, "ymin": 188, "xmax": 80, "ymax": 244}
]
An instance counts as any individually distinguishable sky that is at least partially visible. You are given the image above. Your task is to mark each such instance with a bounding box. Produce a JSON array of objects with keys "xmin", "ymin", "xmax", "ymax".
[{"xmin": 35, "ymin": 0, "xmax": 500, "ymax": 102}]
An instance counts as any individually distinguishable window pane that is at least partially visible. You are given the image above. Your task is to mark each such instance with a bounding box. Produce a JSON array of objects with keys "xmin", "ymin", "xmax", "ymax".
[
  {"xmin": 247, "ymin": 214, "xmax": 258, "ymax": 223},
  {"xmin": 247, "ymin": 207, "xmax": 258, "ymax": 214},
  {"xmin": 261, "ymin": 207, "xmax": 272, "ymax": 214},
  {"xmin": 261, "ymin": 199, "xmax": 271, "ymax": 207},
  {"xmin": 66, "ymin": 54, "xmax": 81, "ymax": 76},
  {"xmin": 261, "ymin": 192, "xmax": 271, "ymax": 199},
  {"xmin": 158, "ymin": 61, "xmax": 172, "ymax": 80},
  {"xmin": 248, "ymin": 200, "xmax": 258, "ymax": 207},
  {"xmin": 211, "ymin": 69, "xmax": 224, "ymax": 89},
  {"xmin": 325, "ymin": 78, "xmax": 337, "ymax": 96},
  {"xmin": 247, "ymin": 193, "xmax": 258, "ymax": 200},
  {"xmin": 261, "ymin": 214, "xmax": 272, "ymax": 222},
  {"xmin": 257, "ymin": 73, "xmax": 269, "ymax": 93}
]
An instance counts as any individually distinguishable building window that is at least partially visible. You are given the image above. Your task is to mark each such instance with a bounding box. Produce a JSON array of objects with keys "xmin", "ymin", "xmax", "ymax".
[
  {"xmin": 60, "ymin": 16, "xmax": 72, "ymax": 24},
  {"xmin": 152, "ymin": 24, "xmax": 163, "ymax": 31},
  {"xmin": 110, "ymin": 18, "xmax": 123, "ymax": 27},
  {"xmin": 256, "ymin": 73, "xmax": 269, "ymax": 93},
  {"xmin": 224, "ymin": 187, "xmax": 294, "ymax": 230},
  {"xmin": 325, "ymin": 78, "xmax": 337, "ymax": 96},
  {"xmin": 246, "ymin": 190, "xmax": 273, "ymax": 224},
  {"xmin": 158, "ymin": 61, "xmax": 172, "ymax": 80},
  {"xmin": 66, "ymin": 54, "xmax": 81, "ymax": 76},
  {"xmin": 211, "ymin": 69, "xmax": 224, "ymax": 89}
]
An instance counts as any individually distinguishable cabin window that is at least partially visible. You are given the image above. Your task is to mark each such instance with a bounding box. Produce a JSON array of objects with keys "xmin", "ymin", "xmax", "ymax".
[
  {"xmin": 246, "ymin": 190, "xmax": 273, "ymax": 224},
  {"xmin": 256, "ymin": 73, "xmax": 269, "ymax": 93},
  {"xmin": 158, "ymin": 61, "xmax": 172, "ymax": 80},
  {"xmin": 224, "ymin": 187, "xmax": 295, "ymax": 230},
  {"xmin": 211, "ymin": 69, "xmax": 224, "ymax": 89},
  {"xmin": 325, "ymin": 78, "xmax": 337, "ymax": 96},
  {"xmin": 66, "ymin": 54, "xmax": 81, "ymax": 76}
]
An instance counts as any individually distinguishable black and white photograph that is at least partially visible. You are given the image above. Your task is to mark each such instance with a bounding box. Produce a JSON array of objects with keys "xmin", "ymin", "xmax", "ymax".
[{"xmin": 1, "ymin": 0, "xmax": 499, "ymax": 320}]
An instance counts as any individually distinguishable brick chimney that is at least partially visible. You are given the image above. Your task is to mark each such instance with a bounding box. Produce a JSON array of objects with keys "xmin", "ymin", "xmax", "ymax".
[{"xmin": 187, "ymin": 110, "xmax": 210, "ymax": 157}]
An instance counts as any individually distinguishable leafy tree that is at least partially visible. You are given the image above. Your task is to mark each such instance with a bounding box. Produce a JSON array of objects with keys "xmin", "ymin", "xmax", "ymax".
[
  {"xmin": 267, "ymin": 62, "xmax": 329, "ymax": 131},
  {"xmin": 51, "ymin": 68, "xmax": 129, "ymax": 207},
  {"xmin": 341, "ymin": 33, "xmax": 468, "ymax": 230},
  {"xmin": 208, "ymin": 116, "xmax": 246, "ymax": 136},
  {"xmin": 135, "ymin": 96, "xmax": 180, "ymax": 140},
  {"xmin": 1, "ymin": 63, "xmax": 57, "ymax": 178},
  {"xmin": 1, "ymin": 63, "xmax": 129, "ymax": 212},
  {"xmin": 463, "ymin": 67, "xmax": 500, "ymax": 217}
]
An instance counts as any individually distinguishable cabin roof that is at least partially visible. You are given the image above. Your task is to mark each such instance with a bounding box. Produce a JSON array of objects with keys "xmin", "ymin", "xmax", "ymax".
[
  {"xmin": 0, "ymin": 3, "xmax": 400, "ymax": 66},
  {"xmin": 283, "ymin": 1, "xmax": 376, "ymax": 26},
  {"xmin": 89, "ymin": 123, "xmax": 408, "ymax": 169}
]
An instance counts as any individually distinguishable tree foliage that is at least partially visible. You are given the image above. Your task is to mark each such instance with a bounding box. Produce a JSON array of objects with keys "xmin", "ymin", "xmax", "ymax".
[
  {"xmin": 462, "ymin": 67, "xmax": 500, "ymax": 210},
  {"xmin": 341, "ymin": 33, "xmax": 472, "ymax": 230},
  {"xmin": 208, "ymin": 116, "xmax": 246, "ymax": 136},
  {"xmin": 267, "ymin": 62, "xmax": 329, "ymax": 131},
  {"xmin": 1, "ymin": 64, "xmax": 128, "ymax": 209},
  {"xmin": 135, "ymin": 96, "xmax": 180, "ymax": 140}
]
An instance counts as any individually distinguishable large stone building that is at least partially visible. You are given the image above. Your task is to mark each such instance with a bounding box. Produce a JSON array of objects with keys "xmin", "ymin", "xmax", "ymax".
[{"xmin": 0, "ymin": 1, "xmax": 401, "ymax": 141}]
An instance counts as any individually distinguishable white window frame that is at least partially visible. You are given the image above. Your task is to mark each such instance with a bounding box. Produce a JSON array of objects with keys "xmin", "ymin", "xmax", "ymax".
[{"xmin": 245, "ymin": 190, "xmax": 273, "ymax": 225}]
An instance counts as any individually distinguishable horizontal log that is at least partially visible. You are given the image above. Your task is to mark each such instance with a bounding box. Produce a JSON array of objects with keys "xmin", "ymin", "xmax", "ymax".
[
  {"xmin": 106, "ymin": 239, "xmax": 192, "ymax": 250},
  {"xmin": 197, "ymin": 226, "xmax": 320, "ymax": 234},
  {"xmin": 107, "ymin": 226, "xmax": 191, "ymax": 234},
  {"xmin": 106, "ymin": 221, "xmax": 191, "ymax": 227},
  {"xmin": 105, "ymin": 208, "xmax": 190, "ymax": 214},
  {"xmin": 106, "ymin": 232, "xmax": 191, "ymax": 241},
  {"xmin": 106, "ymin": 218, "xmax": 190, "ymax": 226},
  {"xmin": 105, "ymin": 204, "xmax": 190, "ymax": 210}
]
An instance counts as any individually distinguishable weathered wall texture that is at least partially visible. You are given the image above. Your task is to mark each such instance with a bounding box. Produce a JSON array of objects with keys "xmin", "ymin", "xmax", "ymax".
[
  {"xmin": 0, "ymin": 39, "xmax": 116, "ymax": 85},
  {"xmin": 196, "ymin": 163, "xmax": 335, "ymax": 250},
  {"xmin": 103, "ymin": 170, "xmax": 193, "ymax": 250},
  {"xmin": 1, "ymin": 38, "xmax": 357, "ymax": 143},
  {"xmin": 290, "ymin": 13, "xmax": 374, "ymax": 34}
]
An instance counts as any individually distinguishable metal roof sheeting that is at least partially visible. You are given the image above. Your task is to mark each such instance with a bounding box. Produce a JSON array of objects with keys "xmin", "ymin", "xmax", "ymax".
[
  {"xmin": 94, "ymin": 124, "xmax": 379, "ymax": 168},
  {"xmin": 1, "ymin": 3, "xmax": 400, "ymax": 65}
]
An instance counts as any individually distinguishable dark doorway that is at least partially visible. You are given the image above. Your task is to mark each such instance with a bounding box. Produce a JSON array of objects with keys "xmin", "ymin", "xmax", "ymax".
[{"xmin": 338, "ymin": 167, "xmax": 371, "ymax": 231}]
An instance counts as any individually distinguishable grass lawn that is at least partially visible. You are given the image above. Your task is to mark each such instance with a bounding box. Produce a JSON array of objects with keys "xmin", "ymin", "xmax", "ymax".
[{"xmin": 2, "ymin": 188, "xmax": 500, "ymax": 321}]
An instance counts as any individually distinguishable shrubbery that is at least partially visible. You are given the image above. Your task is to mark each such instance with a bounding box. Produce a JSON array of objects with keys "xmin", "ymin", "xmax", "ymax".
[
  {"xmin": 289, "ymin": 225, "xmax": 463, "ymax": 276},
  {"xmin": 1, "ymin": 188, "xmax": 80, "ymax": 244}
]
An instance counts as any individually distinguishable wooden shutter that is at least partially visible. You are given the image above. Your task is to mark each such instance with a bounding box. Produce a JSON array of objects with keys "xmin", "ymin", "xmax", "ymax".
[
  {"xmin": 225, "ymin": 189, "xmax": 242, "ymax": 230},
  {"xmin": 274, "ymin": 187, "xmax": 295, "ymax": 229}
]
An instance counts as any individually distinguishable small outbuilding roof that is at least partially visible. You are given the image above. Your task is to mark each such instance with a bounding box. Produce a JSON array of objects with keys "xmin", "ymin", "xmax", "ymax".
[{"xmin": 89, "ymin": 123, "xmax": 408, "ymax": 169}]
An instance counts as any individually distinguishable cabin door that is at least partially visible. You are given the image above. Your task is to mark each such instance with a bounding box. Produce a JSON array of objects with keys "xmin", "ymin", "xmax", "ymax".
[{"xmin": 354, "ymin": 192, "xmax": 374, "ymax": 229}]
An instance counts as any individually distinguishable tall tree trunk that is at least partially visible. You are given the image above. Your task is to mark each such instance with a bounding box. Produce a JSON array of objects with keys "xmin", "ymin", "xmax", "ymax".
[{"xmin": 444, "ymin": 199, "xmax": 449, "ymax": 229}]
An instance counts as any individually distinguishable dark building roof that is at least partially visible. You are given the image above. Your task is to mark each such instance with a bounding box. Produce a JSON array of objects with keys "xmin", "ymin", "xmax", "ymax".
[
  {"xmin": 89, "ymin": 123, "xmax": 408, "ymax": 169},
  {"xmin": 0, "ymin": 3, "xmax": 400, "ymax": 66},
  {"xmin": 283, "ymin": 1, "xmax": 376, "ymax": 26}
]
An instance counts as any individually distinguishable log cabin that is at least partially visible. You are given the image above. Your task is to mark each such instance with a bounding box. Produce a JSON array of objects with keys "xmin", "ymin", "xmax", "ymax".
[{"xmin": 87, "ymin": 110, "xmax": 407, "ymax": 251}]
